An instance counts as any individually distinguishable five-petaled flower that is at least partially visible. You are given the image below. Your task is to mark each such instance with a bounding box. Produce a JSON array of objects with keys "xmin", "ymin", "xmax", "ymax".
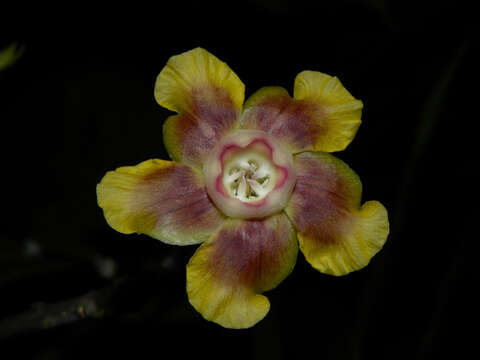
[{"xmin": 97, "ymin": 48, "xmax": 389, "ymax": 329}]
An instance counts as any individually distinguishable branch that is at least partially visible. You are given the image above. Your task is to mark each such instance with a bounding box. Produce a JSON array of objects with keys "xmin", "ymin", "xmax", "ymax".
[{"xmin": 0, "ymin": 278, "xmax": 127, "ymax": 340}]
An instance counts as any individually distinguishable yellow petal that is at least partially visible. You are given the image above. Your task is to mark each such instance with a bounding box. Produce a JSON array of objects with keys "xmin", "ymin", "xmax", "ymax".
[
  {"xmin": 240, "ymin": 72, "xmax": 363, "ymax": 154},
  {"xmin": 285, "ymin": 152, "xmax": 389, "ymax": 275},
  {"xmin": 155, "ymin": 48, "xmax": 245, "ymax": 168},
  {"xmin": 186, "ymin": 213, "xmax": 298, "ymax": 328},
  {"xmin": 155, "ymin": 47, "xmax": 244, "ymax": 113},
  {"xmin": 294, "ymin": 71, "xmax": 363, "ymax": 152},
  {"xmin": 97, "ymin": 159, "xmax": 225, "ymax": 245}
]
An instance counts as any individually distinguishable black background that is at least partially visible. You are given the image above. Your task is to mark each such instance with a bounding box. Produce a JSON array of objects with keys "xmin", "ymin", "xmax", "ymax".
[{"xmin": 0, "ymin": 1, "xmax": 476, "ymax": 359}]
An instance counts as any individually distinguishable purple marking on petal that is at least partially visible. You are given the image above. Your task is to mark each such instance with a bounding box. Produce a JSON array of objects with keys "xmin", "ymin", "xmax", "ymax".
[
  {"xmin": 179, "ymin": 86, "xmax": 240, "ymax": 164},
  {"xmin": 139, "ymin": 164, "xmax": 221, "ymax": 232},
  {"xmin": 242, "ymin": 92, "xmax": 325, "ymax": 152},
  {"xmin": 286, "ymin": 153, "xmax": 357, "ymax": 246},
  {"xmin": 206, "ymin": 215, "xmax": 297, "ymax": 290}
]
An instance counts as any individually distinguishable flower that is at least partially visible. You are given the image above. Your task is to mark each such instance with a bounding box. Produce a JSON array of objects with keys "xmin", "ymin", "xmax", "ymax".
[{"xmin": 96, "ymin": 48, "xmax": 389, "ymax": 329}]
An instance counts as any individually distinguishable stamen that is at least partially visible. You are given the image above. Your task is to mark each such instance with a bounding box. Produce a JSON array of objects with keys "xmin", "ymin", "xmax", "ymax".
[
  {"xmin": 224, "ymin": 156, "xmax": 276, "ymax": 201},
  {"xmin": 256, "ymin": 176, "xmax": 269, "ymax": 185},
  {"xmin": 238, "ymin": 176, "xmax": 248, "ymax": 198},
  {"xmin": 247, "ymin": 179, "xmax": 264, "ymax": 196},
  {"xmin": 247, "ymin": 160, "xmax": 258, "ymax": 171}
]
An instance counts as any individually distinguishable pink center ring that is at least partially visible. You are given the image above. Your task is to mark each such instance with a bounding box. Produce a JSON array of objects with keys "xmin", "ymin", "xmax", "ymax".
[{"xmin": 203, "ymin": 129, "xmax": 296, "ymax": 219}]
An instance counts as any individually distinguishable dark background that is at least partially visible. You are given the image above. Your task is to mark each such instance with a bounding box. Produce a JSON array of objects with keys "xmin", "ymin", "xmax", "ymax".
[{"xmin": 0, "ymin": 1, "xmax": 476, "ymax": 359}]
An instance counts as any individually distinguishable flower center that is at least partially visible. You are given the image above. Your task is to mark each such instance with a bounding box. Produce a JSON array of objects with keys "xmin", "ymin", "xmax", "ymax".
[
  {"xmin": 223, "ymin": 154, "xmax": 275, "ymax": 202},
  {"xmin": 203, "ymin": 129, "xmax": 296, "ymax": 219}
]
